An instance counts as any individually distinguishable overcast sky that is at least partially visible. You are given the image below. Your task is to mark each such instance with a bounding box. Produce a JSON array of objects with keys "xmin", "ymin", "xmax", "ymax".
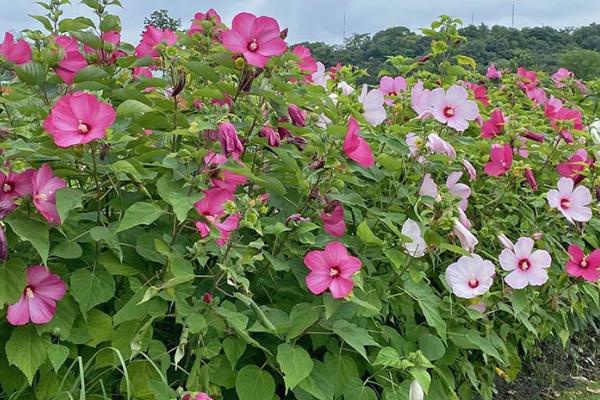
[{"xmin": 2, "ymin": 1, "xmax": 599, "ymax": 45}]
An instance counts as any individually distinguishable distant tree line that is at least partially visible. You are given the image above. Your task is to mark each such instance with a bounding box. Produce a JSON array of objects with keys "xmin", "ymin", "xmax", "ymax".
[{"xmin": 300, "ymin": 23, "xmax": 600, "ymax": 81}]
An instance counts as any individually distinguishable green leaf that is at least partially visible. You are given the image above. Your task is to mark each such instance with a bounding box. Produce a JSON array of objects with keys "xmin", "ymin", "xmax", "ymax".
[
  {"xmin": 0, "ymin": 260, "xmax": 26, "ymax": 308},
  {"xmin": 5, "ymin": 325, "xmax": 49, "ymax": 384},
  {"xmin": 297, "ymin": 360, "xmax": 335, "ymax": 400},
  {"xmin": 357, "ymin": 221, "xmax": 383, "ymax": 246},
  {"xmin": 5, "ymin": 214, "xmax": 49, "ymax": 264},
  {"xmin": 223, "ymin": 337, "xmax": 246, "ymax": 369},
  {"xmin": 55, "ymin": 187, "xmax": 84, "ymax": 223},
  {"xmin": 156, "ymin": 174, "xmax": 197, "ymax": 222},
  {"xmin": 116, "ymin": 202, "xmax": 164, "ymax": 233},
  {"xmin": 287, "ymin": 303, "xmax": 319, "ymax": 339},
  {"xmin": 343, "ymin": 377, "xmax": 377, "ymax": 400},
  {"xmin": 58, "ymin": 17, "xmax": 95, "ymax": 32},
  {"xmin": 70, "ymin": 31, "xmax": 102, "ymax": 49},
  {"xmin": 235, "ymin": 365, "xmax": 276, "ymax": 400},
  {"xmin": 100, "ymin": 14, "xmax": 121, "ymax": 32},
  {"xmin": 74, "ymin": 65, "xmax": 109, "ymax": 82},
  {"xmin": 15, "ymin": 62, "xmax": 46, "ymax": 85},
  {"xmin": 47, "ymin": 344, "xmax": 69, "ymax": 373},
  {"xmin": 277, "ymin": 344, "xmax": 313, "ymax": 391},
  {"xmin": 98, "ymin": 253, "xmax": 139, "ymax": 276},
  {"xmin": 185, "ymin": 61, "xmax": 219, "ymax": 82},
  {"xmin": 404, "ymin": 280, "xmax": 447, "ymax": 339},
  {"xmin": 332, "ymin": 320, "xmax": 379, "ymax": 360},
  {"xmin": 323, "ymin": 353, "xmax": 359, "ymax": 396},
  {"xmin": 50, "ymin": 240, "xmax": 83, "ymax": 259},
  {"xmin": 418, "ymin": 334, "xmax": 446, "ymax": 361},
  {"xmin": 116, "ymin": 99, "xmax": 154, "ymax": 116},
  {"xmin": 70, "ymin": 269, "xmax": 116, "ymax": 313},
  {"xmin": 29, "ymin": 15, "xmax": 53, "ymax": 32},
  {"xmin": 86, "ymin": 309, "xmax": 113, "ymax": 346}
]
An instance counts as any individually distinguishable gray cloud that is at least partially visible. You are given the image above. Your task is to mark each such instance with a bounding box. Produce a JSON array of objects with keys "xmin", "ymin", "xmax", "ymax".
[{"xmin": 1, "ymin": 0, "xmax": 599, "ymax": 45}]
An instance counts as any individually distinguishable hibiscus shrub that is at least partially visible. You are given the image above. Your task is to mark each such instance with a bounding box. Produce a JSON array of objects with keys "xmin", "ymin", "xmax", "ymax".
[{"xmin": 1, "ymin": 3, "xmax": 600, "ymax": 399}]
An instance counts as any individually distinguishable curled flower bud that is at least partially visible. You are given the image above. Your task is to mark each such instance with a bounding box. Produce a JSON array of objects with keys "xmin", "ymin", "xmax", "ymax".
[
  {"xmin": 202, "ymin": 292, "xmax": 213, "ymax": 304},
  {"xmin": 285, "ymin": 213, "xmax": 309, "ymax": 226},
  {"xmin": 532, "ymin": 232, "xmax": 544, "ymax": 241},
  {"xmin": 288, "ymin": 104, "xmax": 306, "ymax": 127},
  {"xmin": 259, "ymin": 127, "xmax": 280, "ymax": 147},
  {"xmin": 522, "ymin": 130, "xmax": 545, "ymax": 143},
  {"xmin": 596, "ymin": 186, "xmax": 600, "ymax": 202},
  {"xmin": 0, "ymin": 225, "xmax": 7, "ymax": 261},
  {"xmin": 524, "ymin": 168, "xmax": 538, "ymax": 192},
  {"xmin": 497, "ymin": 233, "xmax": 514, "ymax": 251},
  {"xmin": 409, "ymin": 380, "xmax": 424, "ymax": 400}
]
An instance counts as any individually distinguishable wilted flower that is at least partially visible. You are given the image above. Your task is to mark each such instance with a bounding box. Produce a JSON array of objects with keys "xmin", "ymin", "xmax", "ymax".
[
  {"xmin": 452, "ymin": 219, "xmax": 478, "ymax": 252},
  {"xmin": 32, "ymin": 164, "xmax": 66, "ymax": 224},
  {"xmin": 288, "ymin": 104, "xmax": 306, "ymax": 127},
  {"xmin": 320, "ymin": 201, "xmax": 346, "ymax": 237}
]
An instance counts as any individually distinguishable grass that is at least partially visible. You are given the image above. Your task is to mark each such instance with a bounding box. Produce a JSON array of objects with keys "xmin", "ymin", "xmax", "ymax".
[{"xmin": 559, "ymin": 380, "xmax": 600, "ymax": 399}]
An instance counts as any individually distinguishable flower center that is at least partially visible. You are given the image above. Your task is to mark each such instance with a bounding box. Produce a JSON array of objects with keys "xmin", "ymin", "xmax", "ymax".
[
  {"xmin": 580, "ymin": 258, "xmax": 588, "ymax": 268},
  {"xmin": 329, "ymin": 266, "xmax": 340, "ymax": 277},
  {"xmin": 25, "ymin": 287, "xmax": 34, "ymax": 298},
  {"xmin": 36, "ymin": 193, "xmax": 48, "ymax": 202},
  {"xmin": 518, "ymin": 258, "xmax": 531, "ymax": 271},
  {"xmin": 560, "ymin": 198, "xmax": 571, "ymax": 209},
  {"xmin": 248, "ymin": 39, "xmax": 259, "ymax": 52},
  {"xmin": 2, "ymin": 183, "xmax": 12, "ymax": 193},
  {"xmin": 78, "ymin": 121, "xmax": 91, "ymax": 134},
  {"xmin": 443, "ymin": 106, "xmax": 455, "ymax": 117},
  {"xmin": 468, "ymin": 279, "xmax": 479, "ymax": 288}
]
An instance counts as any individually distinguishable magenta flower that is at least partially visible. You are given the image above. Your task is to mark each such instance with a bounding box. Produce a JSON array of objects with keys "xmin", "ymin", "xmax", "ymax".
[
  {"xmin": 0, "ymin": 169, "xmax": 33, "ymax": 202},
  {"xmin": 445, "ymin": 254, "xmax": 495, "ymax": 299},
  {"xmin": 188, "ymin": 9, "xmax": 221, "ymax": 35},
  {"xmin": 379, "ymin": 76, "xmax": 407, "ymax": 105},
  {"xmin": 557, "ymin": 149, "xmax": 592, "ymax": 184},
  {"xmin": 320, "ymin": 201, "xmax": 346, "ymax": 237},
  {"xmin": 204, "ymin": 152, "xmax": 247, "ymax": 192},
  {"xmin": 429, "ymin": 85, "xmax": 479, "ymax": 132},
  {"xmin": 55, "ymin": 36, "xmax": 87, "ymax": 84},
  {"xmin": 304, "ymin": 241, "xmax": 362, "ymax": 299},
  {"xmin": 481, "ymin": 108, "xmax": 506, "ymax": 138},
  {"xmin": 133, "ymin": 66, "xmax": 153, "ymax": 79},
  {"xmin": 288, "ymin": 104, "xmax": 306, "ymax": 127},
  {"xmin": 343, "ymin": 117, "xmax": 374, "ymax": 168},
  {"xmin": 484, "ymin": 144, "xmax": 513, "ymax": 177},
  {"xmin": 7, "ymin": 265, "xmax": 67, "ymax": 326},
  {"xmin": 292, "ymin": 45, "xmax": 317, "ymax": 74},
  {"xmin": 453, "ymin": 219, "xmax": 478, "ymax": 252},
  {"xmin": 0, "ymin": 32, "xmax": 31, "ymax": 65},
  {"xmin": 522, "ymin": 130, "xmax": 545, "ymax": 143},
  {"xmin": 221, "ymin": 12, "xmax": 287, "ymax": 68},
  {"xmin": 551, "ymin": 68, "xmax": 573, "ymax": 88},
  {"xmin": 84, "ymin": 31, "xmax": 125, "ymax": 64},
  {"xmin": 426, "ymin": 133, "xmax": 456, "ymax": 159},
  {"xmin": 259, "ymin": 126, "xmax": 280, "ymax": 147},
  {"xmin": 43, "ymin": 92, "xmax": 116, "ymax": 148},
  {"xmin": 194, "ymin": 187, "xmax": 239, "ymax": 247},
  {"xmin": 401, "ymin": 219, "xmax": 427, "ymax": 257},
  {"xmin": 566, "ymin": 244, "xmax": 600, "ymax": 282},
  {"xmin": 547, "ymin": 177, "xmax": 592, "ymax": 223},
  {"xmin": 359, "ymin": 85, "xmax": 386, "ymax": 126},
  {"xmin": 485, "ymin": 64, "xmax": 502, "ymax": 80},
  {"xmin": 32, "ymin": 164, "xmax": 66, "ymax": 224},
  {"xmin": 517, "ymin": 67, "xmax": 538, "ymax": 91},
  {"xmin": 524, "ymin": 168, "xmax": 538, "ymax": 192},
  {"xmin": 217, "ymin": 122, "xmax": 244, "ymax": 160},
  {"xmin": 0, "ymin": 225, "xmax": 7, "ymax": 261},
  {"xmin": 466, "ymin": 82, "xmax": 490, "ymax": 107},
  {"xmin": 0, "ymin": 198, "xmax": 17, "ymax": 219},
  {"xmin": 499, "ymin": 237, "xmax": 551, "ymax": 289},
  {"xmin": 135, "ymin": 26, "xmax": 177, "ymax": 58}
]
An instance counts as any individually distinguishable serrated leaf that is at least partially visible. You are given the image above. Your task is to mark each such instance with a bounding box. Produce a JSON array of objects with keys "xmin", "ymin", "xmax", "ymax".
[{"xmin": 5, "ymin": 325, "xmax": 49, "ymax": 384}]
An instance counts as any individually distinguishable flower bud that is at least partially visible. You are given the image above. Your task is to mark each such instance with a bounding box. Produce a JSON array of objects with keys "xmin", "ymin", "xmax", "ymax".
[
  {"xmin": 532, "ymin": 232, "xmax": 544, "ymax": 241},
  {"xmin": 234, "ymin": 56, "xmax": 246, "ymax": 70},
  {"xmin": 497, "ymin": 233, "xmax": 514, "ymax": 251},
  {"xmin": 0, "ymin": 225, "xmax": 7, "ymax": 261},
  {"xmin": 288, "ymin": 104, "xmax": 306, "ymax": 127},
  {"xmin": 522, "ymin": 130, "xmax": 545, "ymax": 143},
  {"xmin": 202, "ymin": 292, "xmax": 213, "ymax": 304},
  {"xmin": 409, "ymin": 380, "xmax": 424, "ymax": 400},
  {"xmin": 524, "ymin": 168, "xmax": 538, "ymax": 192}
]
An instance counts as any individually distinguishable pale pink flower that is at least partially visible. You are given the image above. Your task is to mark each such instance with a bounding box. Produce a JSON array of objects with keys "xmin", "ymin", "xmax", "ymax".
[
  {"xmin": 359, "ymin": 85, "xmax": 386, "ymax": 126},
  {"xmin": 485, "ymin": 64, "xmax": 502, "ymax": 80},
  {"xmin": 221, "ymin": 12, "xmax": 287, "ymax": 68},
  {"xmin": 304, "ymin": 241, "xmax": 362, "ymax": 299},
  {"xmin": 343, "ymin": 117, "xmax": 374, "ymax": 168},
  {"xmin": 135, "ymin": 26, "xmax": 177, "ymax": 58},
  {"xmin": 446, "ymin": 172, "xmax": 471, "ymax": 210},
  {"xmin": 379, "ymin": 76, "xmax": 407, "ymax": 105},
  {"xmin": 547, "ymin": 177, "xmax": 592, "ymax": 223},
  {"xmin": 405, "ymin": 133, "xmax": 421, "ymax": 157},
  {"xmin": 401, "ymin": 219, "xmax": 427, "ymax": 257},
  {"xmin": 426, "ymin": 133, "xmax": 456, "ymax": 159},
  {"xmin": 500, "ymin": 237, "xmax": 551, "ymax": 289},
  {"xmin": 462, "ymin": 159, "xmax": 477, "ymax": 181},
  {"xmin": 419, "ymin": 173, "xmax": 438, "ymax": 199},
  {"xmin": 445, "ymin": 254, "xmax": 495, "ymax": 298},
  {"xmin": 497, "ymin": 234, "xmax": 514, "ymax": 251},
  {"xmin": 429, "ymin": 85, "xmax": 479, "ymax": 131},
  {"xmin": 0, "ymin": 32, "xmax": 31, "ymax": 65},
  {"xmin": 43, "ymin": 92, "xmax": 116, "ymax": 147},
  {"xmin": 411, "ymin": 81, "xmax": 432, "ymax": 117},
  {"xmin": 292, "ymin": 45, "xmax": 317, "ymax": 74},
  {"xmin": 409, "ymin": 380, "xmax": 425, "ymax": 400},
  {"xmin": 457, "ymin": 207, "xmax": 472, "ymax": 229},
  {"xmin": 311, "ymin": 62, "xmax": 330, "ymax": 88},
  {"xmin": 483, "ymin": 144, "xmax": 512, "ymax": 177},
  {"xmin": 551, "ymin": 68, "xmax": 573, "ymax": 88},
  {"xmin": 453, "ymin": 219, "xmax": 478, "ymax": 252},
  {"xmin": 7, "ymin": 265, "xmax": 67, "ymax": 325},
  {"xmin": 320, "ymin": 201, "xmax": 346, "ymax": 237},
  {"xmin": 32, "ymin": 164, "xmax": 66, "ymax": 224},
  {"xmin": 337, "ymin": 81, "xmax": 354, "ymax": 96}
]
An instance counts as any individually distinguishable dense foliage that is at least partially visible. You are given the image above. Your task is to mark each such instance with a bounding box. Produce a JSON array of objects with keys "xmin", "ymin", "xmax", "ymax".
[
  {"xmin": 302, "ymin": 22, "xmax": 600, "ymax": 82},
  {"xmin": 1, "ymin": 2, "xmax": 600, "ymax": 399}
]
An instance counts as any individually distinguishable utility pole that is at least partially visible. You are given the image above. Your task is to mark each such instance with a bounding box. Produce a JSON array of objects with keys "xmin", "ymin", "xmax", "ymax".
[
  {"xmin": 511, "ymin": 1, "xmax": 515, "ymax": 28},
  {"xmin": 343, "ymin": 11, "xmax": 346, "ymax": 42},
  {"xmin": 471, "ymin": 13, "xmax": 474, "ymax": 25}
]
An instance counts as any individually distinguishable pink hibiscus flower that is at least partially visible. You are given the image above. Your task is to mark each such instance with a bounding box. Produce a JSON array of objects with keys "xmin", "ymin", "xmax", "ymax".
[
  {"xmin": 485, "ymin": 64, "xmax": 502, "ymax": 80},
  {"xmin": 43, "ymin": 92, "xmax": 116, "ymax": 148},
  {"xmin": 32, "ymin": 164, "xmax": 66, "ymax": 224},
  {"xmin": 221, "ymin": 12, "xmax": 287, "ymax": 68},
  {"xmin": 379, "ymin": 76, "xmax": 407, "ymax": 105},
  {"xmin": 204, "ymin": 152, "xmax": 248, "ymax": 192},
  {"xmin": 524, "ymin": 168, "xmax": 538, "ymax": 192},
  {"xmin": 288, "ymin": 104, "xmax": 306, "ymax": 127},
  {"xmin": 466, "ymin": 82, "xmax": 490, "ymax": 107},
  {"xmin": 556, "ymin": 149, "xmax": 593, "ymax": 184},
  {"xmin": 565, "ymin": 244, "xmax": 600, "ymax": 282},
  {"xmin": 133, "ymin": 66, "xmax": 154, "ymax": 79},
  {"xmin": 292, "ymin": 45, "xmax": 317, "ymax": 74},
  {"xmin": 411, "ymin": 81, "xmax": 432, "ymax": 117},
  {"xmin": 320, "ymin": 201, "xmax": 346, "ymax": 237},
  {"xmin": 194, "ymin": 187, "xmax": 240, "ymax": 247},
  {"xmin": 499, "ymin": 237, "xmax": 551, "ymax": 289},
  {"xmin": 445, "ymin": 254, "xmax": 495, "ymax": 299},
  {"xmin": 0, "ymin": 32, "xmax": 31, "ymax": 65},
  {"xmin": 135, "ymin": 26, "xmax": 177, "ymax": 58},
  {"xmin": 547, "ymin": 177, "xmax": 592, "ymax": 223},
  {"xmin": 188, "ymin": 9, "xmax": 221, "ymax": 35},
  {"xmin": 453, "ymin": 219, "xmax": 478, "ymax": 252},
  {"xmin": 462, "ymin": 159, "xmax": 477, "ymax": 181},
  {"xmin": 401, "ymin": 219, "xmax": 427, "ymax": 257},
  {"xmin": 343, "ymin": 117, "xmax": 374, "ymax": 168},
  {"xmin": 359, "ymin": 85, "xmax": 386, "ymax": 126},
  {"xmin": 551, "ymin": 68, "xmax": 573, "ymax": 88},
  {"xmin": 84, "ymin": 31, "xmax": 125, "ymax": 64},
  {"xmin": 566, "ymin": 244, "xmax": 600, "ymax": 282},
  {"xmin": 426, "ymin": 133, "xmax": 456, "ymax": 159},
  {"xmin": 419, "ymin": 173, "xmax": 439, "ymax": 199},
  {"xmin": 55, "ymin": 36, "xmax": 87, "ymax": 84},
  {"xmin": 484, "ymin": 144, "xmax": 513, "ymax": 177},
  {"xmin": 259, "ymin": 126, "xmax": 280, "ymax": 147},
  {"xmin": 429, "ymin": 85, "xmax": 479, "ymax": 132},
  {"xmin": 304, "ymin": 241, "xmax": 362, "ymax": 299},
  {"xmin": 446, "ymin": 172, "xmax": 471, "ymax": 210},
  {"xmin": 481, "ymin": 108, "xmax": 506, "ymax": 138},
  {"xmin": 0, "ymin": 169, "xmax": 34, "ymax": 202},
  {"xmin": 217, "ymin": 122, "xmax": 244, "ymax": 160},
  {"xmin": 7, "ymin": 265, "xmax": 67, "ymax": 326}
]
